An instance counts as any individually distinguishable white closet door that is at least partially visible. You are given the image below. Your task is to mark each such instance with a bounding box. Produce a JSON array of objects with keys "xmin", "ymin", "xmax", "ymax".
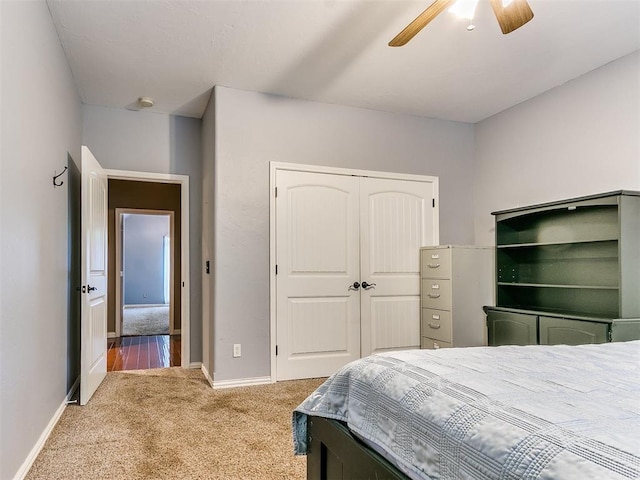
[
  {"xmin": 276, "ymin": 170, "xmax": 361, "ymax": 380},
  {"xmin": 360, "ymin": 177, "xmax": 436, "ymax": 356}
]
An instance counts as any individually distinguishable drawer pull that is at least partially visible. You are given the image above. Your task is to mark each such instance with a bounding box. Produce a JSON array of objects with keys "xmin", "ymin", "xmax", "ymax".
[
  {"xmin": 428, "ymin": 293, "xmax": 441, "ymax": 298},
  {"xmin": 427, "ymin": 263, "xmax": 440, "ymax": 268},
  {"xmin": 428, "ymin": 323, "xmax": 441, "ymax": 329}
]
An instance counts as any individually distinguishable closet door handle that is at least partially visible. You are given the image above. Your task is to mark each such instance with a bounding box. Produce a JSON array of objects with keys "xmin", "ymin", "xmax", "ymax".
[
  {"xmin": 362, "ymin": 282, "xmax": 376, "ymax": 290},
  {"xmin": 348, "ymin": 282, "xmax": 360, "ymax": 291},
  {"xmin": 87, "ymin": 285, "xmax": 97, "ymax": 292}
]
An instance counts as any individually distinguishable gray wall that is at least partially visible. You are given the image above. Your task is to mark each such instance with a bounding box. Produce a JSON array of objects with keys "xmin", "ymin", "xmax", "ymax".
[
  {"xmin": 201, "ymin": 90, "xmax": 216, "ymax": 378},
  {"xmin": 123, "ymin": 214, "xmax": 170, "ymax": 305},
  {"xmin": 0, "ymin": 1, "xmax": 82, "ymax": 478},
  {"xmin": 205, "ymin": 86, "xmax": 476, "ymax": 382},
  {"xmin": 82, "ymin": 105, "xmax": 203, "ymax": 361},
  {"xmin": 474, "ymin": 51, "xmax": 640, "ymax": 246}
]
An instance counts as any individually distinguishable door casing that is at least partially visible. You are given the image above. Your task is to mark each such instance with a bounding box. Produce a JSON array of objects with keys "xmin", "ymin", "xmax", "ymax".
[
  {"xmin": 115, "ymin": 209, "xmax": 176, "ymax": 337},
  {"xmin": 269, "ymin": 162, "xmax": 439, "ymax": 382}
]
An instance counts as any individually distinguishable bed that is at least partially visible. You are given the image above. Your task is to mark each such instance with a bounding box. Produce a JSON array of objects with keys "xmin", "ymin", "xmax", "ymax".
[{"xmin": 293, "ymin": 341, "xmax": 640, "ymax": 479}]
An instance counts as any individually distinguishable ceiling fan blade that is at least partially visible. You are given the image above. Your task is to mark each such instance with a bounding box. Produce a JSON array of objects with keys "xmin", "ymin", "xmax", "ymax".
[
  {"xmin": 489, "ymin": 0, "xmax": 534, "ymax": 34},
  {"xmin": 389, "ymin": 0, "xmax": 456, "ymax": 47}
]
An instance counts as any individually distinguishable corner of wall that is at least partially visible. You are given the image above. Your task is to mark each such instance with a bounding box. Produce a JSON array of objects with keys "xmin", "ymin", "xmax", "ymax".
[{"xmin": 201, "ymin": 86, "xmax": 217, "ymax": 377}]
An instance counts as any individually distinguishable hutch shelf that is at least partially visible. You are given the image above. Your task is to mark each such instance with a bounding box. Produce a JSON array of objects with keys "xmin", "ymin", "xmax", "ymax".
[{"xmin": 484, "ymin": 190, "xmax": 640, "ymax": 346}]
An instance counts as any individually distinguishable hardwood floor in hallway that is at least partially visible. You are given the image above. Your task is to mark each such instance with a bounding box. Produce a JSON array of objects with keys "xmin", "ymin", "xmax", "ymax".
[{"xmin": 107, "ymin": 335, "xmax": 181, "ymax": 371}]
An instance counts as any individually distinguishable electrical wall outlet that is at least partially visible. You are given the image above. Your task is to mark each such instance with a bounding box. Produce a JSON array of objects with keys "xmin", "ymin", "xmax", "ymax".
[{"xmin": 233, "ymin": 344, "xmax": 241, "ymax": 358}]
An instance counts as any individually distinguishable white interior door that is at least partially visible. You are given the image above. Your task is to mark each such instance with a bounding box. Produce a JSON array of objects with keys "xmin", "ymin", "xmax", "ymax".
[
  {"xmin": 276, "ymin": 170, "xmax": 360, "ymax": 380},
  {"xmin": 80, "ymin": 146, "xmax": 108, "ymax": 405},
  {"xmin": 360, "ymin": 178, "xmax": 437, "ymax": 356}
]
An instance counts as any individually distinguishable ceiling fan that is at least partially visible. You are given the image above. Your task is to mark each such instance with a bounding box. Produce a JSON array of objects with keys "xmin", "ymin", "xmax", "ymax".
[{"xmin": 389, "ymin": 0, "xmax": 534, "ymax": 47}]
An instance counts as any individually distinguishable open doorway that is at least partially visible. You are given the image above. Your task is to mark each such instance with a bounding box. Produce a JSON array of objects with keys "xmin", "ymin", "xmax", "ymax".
[
  {"xmin": 105, "ymin": 177, "xmax": 188, "ymax": 371},
  {"xmin": 108, "ymin": 209, "xmax": 179, "ymax": 370},
  {"xmin": 117, "ymin": 210, "xmax": 174, "ymax": 337}
]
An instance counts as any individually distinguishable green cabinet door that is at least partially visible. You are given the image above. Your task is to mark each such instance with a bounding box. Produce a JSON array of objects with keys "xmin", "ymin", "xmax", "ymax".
[
  {"xmin": 539, "ymin": 316, "xmax": 608, "ymax": 345},
  {"xmin": 487, "ymin": 310, "xmax": 537, "ymax": 346}
]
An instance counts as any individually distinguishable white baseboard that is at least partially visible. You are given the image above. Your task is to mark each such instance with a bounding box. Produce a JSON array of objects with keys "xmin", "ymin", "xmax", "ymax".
[
  {"xmin": 14, "ymin": 374, "xmax": 81, "ymax": 479},
  {"xmin": 124, "ymin": 304, "xmax": 168, "ymax": 309},
  {"xmin": 107, "ymin": 332, "xmax": 117, "ymax": 339},
  {"xmin": 189, "ymin": 362, "xmax": 202, "ymax": 369},
  {"xmin": 212, "ymin": 376, "xmax": 272, "ymax": 390},
  {"xmin": 13, "ymin": 396, "xmax": 69, "ymax": 479},
  {"xmin": 201, "ymin": 364, "xmax": 214, "ymax": 388}
]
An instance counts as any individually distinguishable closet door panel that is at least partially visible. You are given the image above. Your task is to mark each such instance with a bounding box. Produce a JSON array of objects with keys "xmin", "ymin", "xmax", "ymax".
[
  {"xmin": 276, "ymin": 170, "xmax": 361, "ymax": 380},
  {"xmin": 360, "ymin": 177, "xmax": 437, "ymax": 355},
  {"xmin": 370, "ymin": 296, "xmax": 420, "ymax": 351}
]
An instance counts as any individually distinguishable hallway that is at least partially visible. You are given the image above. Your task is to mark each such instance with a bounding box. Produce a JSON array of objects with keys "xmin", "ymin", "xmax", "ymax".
[{"xmin": 107, "ymin": 335, "xmax": 181, "ymax": 371}]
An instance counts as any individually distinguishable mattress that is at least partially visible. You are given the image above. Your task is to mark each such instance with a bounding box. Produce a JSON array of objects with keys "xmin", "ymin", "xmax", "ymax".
[{"xmin": 293, "ymin": 342, "xmax": 640, "ymax": 480}]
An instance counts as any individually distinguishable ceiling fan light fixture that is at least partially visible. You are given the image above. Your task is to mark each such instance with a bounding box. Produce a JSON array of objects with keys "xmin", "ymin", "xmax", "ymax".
[
  {"xmin": 388, "ymin": 0, "xmax": 533, "ymax": 47},
  {"xmin": 449, "ymin": 0, "xmax": 480, "ymax": 20}
]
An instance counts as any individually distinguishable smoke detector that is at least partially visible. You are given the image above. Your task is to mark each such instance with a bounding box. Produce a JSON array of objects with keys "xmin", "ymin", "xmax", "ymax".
[{"xmin": 138, "ymin": 96, "xmax": 154, "ymax": 108}]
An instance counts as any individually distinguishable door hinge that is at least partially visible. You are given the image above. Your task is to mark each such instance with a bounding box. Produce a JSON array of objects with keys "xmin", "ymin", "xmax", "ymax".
[
  {"xmin": 275, "ymin": 187, "xmax": 278, "ymax": 198},
  {"xmin": 275, "ymin": 264, "xmax": 278, "ymax": 275},
  {"xmin": 276, "ymin": 345, "xmax": 278, "ymax": 356},
  {"xmin": 432, "ymin": 198, "xmax": 435, "ymax": 208}
]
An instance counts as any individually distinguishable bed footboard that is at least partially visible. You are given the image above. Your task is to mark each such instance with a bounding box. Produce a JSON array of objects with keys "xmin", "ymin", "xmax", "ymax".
[{"xmin": 306, "ymin": 416, "xmax": 409, "ymax": 480}]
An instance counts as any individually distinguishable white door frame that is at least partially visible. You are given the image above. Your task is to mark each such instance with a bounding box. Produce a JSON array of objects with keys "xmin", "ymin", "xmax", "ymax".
[
  {"xmin": 106, "ymin": 169, "xmax": 190, "ymax": 368},
  {"xmin": 115, "ymin": 208, "xmax": 176, "ymax": 337},
  {"xmin": 269, "ymin": 162, "xmax": 439, "ymax": 382}
]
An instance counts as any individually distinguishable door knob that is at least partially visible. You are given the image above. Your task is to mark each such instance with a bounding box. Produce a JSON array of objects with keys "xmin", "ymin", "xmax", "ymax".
[
  {"xmin": 87, "ymin": 285, "xmax": 97, "ymax": 292},
  {"xmin": 361, "ymin": 282, "xmax": 376, "ymax": 290},
  {"xmin": 348, "ymin": 282, "xmax": 361, "ymax": 291}
]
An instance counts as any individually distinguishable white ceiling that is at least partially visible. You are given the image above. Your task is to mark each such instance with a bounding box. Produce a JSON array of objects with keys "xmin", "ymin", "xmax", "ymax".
[{"xmin": 47, "ymin": 0, "xmax": 640, "ymax": 123}]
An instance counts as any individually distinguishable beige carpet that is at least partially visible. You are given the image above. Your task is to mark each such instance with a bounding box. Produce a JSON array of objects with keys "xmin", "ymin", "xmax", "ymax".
[
  {"xmin": 123, "ymin": 306, "xmax": 170, "ymax": 336},
  {"xmin": 26, "ymin": 368, "xmax": 325, "ymax": 479}
]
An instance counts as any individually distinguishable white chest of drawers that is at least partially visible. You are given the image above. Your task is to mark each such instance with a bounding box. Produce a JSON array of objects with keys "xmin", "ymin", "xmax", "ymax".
[{"xmin": 420, "ymin": 246, "xmax": 494, "ymax": 349}]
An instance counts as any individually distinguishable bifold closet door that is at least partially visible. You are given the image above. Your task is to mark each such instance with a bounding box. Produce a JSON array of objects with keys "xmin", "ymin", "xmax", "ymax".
[
  {"xmin": 276, "ymin": 170, "xmax": 361, "ymax": 381},
  {"xmin": 360, "ymin": 178, "xmax": 435, "ymax": 356}
]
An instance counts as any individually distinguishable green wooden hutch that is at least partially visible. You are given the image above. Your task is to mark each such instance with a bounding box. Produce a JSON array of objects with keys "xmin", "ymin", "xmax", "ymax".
[{"xmin": 484, "ymin": 190, "xmax": 640, "ymax": 346}]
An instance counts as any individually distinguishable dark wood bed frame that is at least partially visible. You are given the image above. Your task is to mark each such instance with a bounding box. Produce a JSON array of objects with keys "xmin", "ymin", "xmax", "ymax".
[{"xmin": 306, "ymin": 416, "xmax": 410, "ymax": 480}]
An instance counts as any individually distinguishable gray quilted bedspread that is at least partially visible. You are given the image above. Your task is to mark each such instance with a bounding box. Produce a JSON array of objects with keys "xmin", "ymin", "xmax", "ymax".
[{"xmin": 293, "ymin": 342, "xmax": 640, "ymax": 480}]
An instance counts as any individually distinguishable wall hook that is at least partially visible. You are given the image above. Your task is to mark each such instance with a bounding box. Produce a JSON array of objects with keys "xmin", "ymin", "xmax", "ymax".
[{"xmin": 53, "ymin": 166, "xmax": 68, "ymax": 187}]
